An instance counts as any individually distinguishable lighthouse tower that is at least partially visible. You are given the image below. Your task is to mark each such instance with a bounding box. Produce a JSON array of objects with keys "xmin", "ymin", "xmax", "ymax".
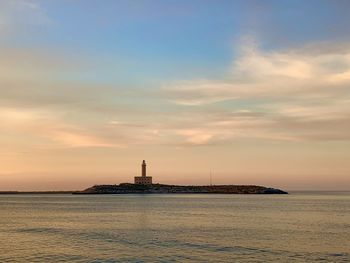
[{"xmin": 134, "ymin": 160, "xmax": 153, "ymax": 185}]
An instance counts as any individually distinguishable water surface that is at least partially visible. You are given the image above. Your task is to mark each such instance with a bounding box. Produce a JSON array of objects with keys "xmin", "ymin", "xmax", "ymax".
[{"xmin": 0, "ymin": 192, "xmax": 349, "ymax": 262}]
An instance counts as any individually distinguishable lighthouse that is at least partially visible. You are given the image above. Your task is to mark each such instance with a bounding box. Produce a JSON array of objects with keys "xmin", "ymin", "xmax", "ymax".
[
  {"xmin": 134, "ymin": 160, "xmax": 153, "ymax": 185},
  {"xmin": 142, "ymin": 160, "xmax": 146, "ymax": 177}
]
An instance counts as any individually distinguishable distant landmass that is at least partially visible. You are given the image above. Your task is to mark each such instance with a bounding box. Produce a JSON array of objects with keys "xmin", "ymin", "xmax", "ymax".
[
  {"xmin": 0, "ymin": 191, "xmax": 73, "ymax": 194},
  {"xmin": 73, "ymin": 161, "xmax": 287, "ymax": 194},
  {"xmin": 73, "ymin": 183, "xmax": 288, "ymax": 194},
  {"xmin": 0, "ymin": 161, "xmax": 288, "ymax": 195}
]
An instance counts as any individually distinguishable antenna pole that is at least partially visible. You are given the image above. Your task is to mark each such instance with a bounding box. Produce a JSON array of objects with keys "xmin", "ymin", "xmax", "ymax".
[{"xmin": 210, "ymin": 170, "xmax": 212, "ymax": 186}]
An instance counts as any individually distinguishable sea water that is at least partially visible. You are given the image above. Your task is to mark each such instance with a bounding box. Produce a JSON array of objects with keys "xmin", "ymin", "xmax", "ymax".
[{"xmin": 0, "ymin": 192, "xmax": 349, "ymax": 262}]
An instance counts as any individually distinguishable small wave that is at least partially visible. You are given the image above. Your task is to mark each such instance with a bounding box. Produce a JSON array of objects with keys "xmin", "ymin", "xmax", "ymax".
[{"xmin": 17, "ymin": 227, "xmax": 63, "ymax": 234}]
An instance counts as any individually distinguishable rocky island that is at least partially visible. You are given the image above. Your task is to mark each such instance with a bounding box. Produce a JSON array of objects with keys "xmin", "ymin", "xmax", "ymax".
[
  {"xmin": 73, "ymin": 183, "xmax": 288, "ymax": 194},
  {"xmin": 74, "ymin": 161, "xmax": 288, "ymax": 195},
  {"xmin": 0, "ymin": 161, "xmax": 288, "ymax": 195}
]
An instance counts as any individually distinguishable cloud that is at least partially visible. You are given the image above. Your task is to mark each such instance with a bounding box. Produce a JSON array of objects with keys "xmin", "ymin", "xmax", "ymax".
[
  {"xmin": 49, "ymin": 130, "xmax": 123, "ymax": 148},
  {"xmin": 161, "ymin": 38, "xmax": 350, "ymax": 143},
  {"xmin": 164, "ymin": 39, "xmax": 350, "ymax": 104},
  {"xmin": 176, "ymin": 130, "xmax": 213, "ymax": 145},
  {"xmin": 1, "ymin": 34, "xmax": 350, "ymax": 148},
  {"xmin": 0, "ymin": 47, "xmax": 178, "ymax": 148},
  {"xmin": 0, "ymin": 107, "xmax": 126, "ymax": 148}
]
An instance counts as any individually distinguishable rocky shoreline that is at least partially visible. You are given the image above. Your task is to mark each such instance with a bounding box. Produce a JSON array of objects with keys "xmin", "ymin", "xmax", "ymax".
[{"xmin": 73, "ymin": 183, "xmax": 288, "ymax": 194}]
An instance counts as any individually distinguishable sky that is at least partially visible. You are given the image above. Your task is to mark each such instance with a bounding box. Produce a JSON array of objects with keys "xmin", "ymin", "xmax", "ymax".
[{"xmin": 0, "ymin": 0, "xmax": 350, "ymax": 191}]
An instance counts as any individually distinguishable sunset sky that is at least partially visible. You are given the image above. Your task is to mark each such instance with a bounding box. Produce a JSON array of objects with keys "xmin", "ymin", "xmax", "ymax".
[{"xmin": 1, "ymin": 0, "xmax": 350, "ymax": 190}]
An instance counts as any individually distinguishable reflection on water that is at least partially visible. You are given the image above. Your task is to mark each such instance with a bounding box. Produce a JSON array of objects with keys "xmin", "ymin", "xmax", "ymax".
[{"xmin": 0, "ymin": 193, "xmax": 349, "ymax": 262}]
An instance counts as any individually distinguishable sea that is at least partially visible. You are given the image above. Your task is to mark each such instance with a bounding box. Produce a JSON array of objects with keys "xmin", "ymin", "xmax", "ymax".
[{"xmin": 0, "ymin": 192, "xmax": 349, "ymax": 262}]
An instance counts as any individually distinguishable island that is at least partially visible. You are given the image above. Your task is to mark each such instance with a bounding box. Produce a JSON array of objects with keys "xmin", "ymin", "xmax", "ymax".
[
  {"xmin": 73, "ymin": 183, "xmax": 288, "ymax": 194},
  {"xmin": 0, "ymin": 161, "xmax": 288, "ymax": 195},
  {"xmin": 74, "ymin": 161, "xmax": 287, "ymax": 194}
]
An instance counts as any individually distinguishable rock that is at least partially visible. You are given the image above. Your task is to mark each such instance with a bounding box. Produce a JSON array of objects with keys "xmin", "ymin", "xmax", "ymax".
[{"xmin": 73, "ymin": 183, "xmax": 288, "ymax": 195}]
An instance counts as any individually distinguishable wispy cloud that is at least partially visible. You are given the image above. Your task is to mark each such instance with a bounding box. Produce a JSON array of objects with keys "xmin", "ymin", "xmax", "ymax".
[
  {"xmin": 161, "ymin": 38, "xmax": 350, "ymax": 144},
  {"xmin": 1, "ymin": 35, "xmax": 350, "ymax": 148},
  {"xmin": 165, "ymin": 39, "xmax": 350, "ymax": 105}
]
